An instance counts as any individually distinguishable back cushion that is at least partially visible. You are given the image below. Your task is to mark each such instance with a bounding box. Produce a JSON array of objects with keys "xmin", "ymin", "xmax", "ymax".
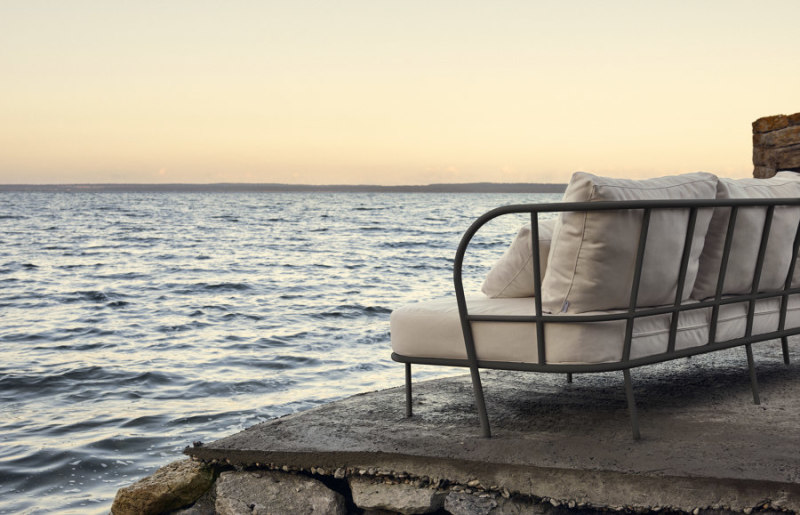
[
  {"xmin": 542, "ymin": 172, "xmax": 718, "ymax": 314},
  {"xmin": 482, "ymin": 218, "xmax": 557, "ymax": 298},
  {"xmin": 691, "ymin": 172, "xmax": 800, "ymax": 300}
]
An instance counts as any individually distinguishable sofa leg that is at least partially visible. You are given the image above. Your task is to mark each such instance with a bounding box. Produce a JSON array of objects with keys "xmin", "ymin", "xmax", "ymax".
[
  {"xmin": 623, "ymin": 369, "xmax": 641, "ymax": 440},
  {"xmin": 781, "ymin": 337, "xmax": 791, "ymax": 365},
  {"xmin": 405, "ymin": 363, "xmax": 412, "ymax": 418},
  {"xmin": 566, "ymin": 372, "xmax": 573, "ymax": 383},
  {"xmin": 745, "ymin": 344, "xmax": 761, "ymax": 405},
  {"xmin": 468, "ymin": 366, "xmax": 492, "ymax": 438}
]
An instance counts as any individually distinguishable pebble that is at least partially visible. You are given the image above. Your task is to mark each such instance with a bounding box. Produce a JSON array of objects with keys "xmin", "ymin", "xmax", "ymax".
[
  {"xmin": 334, "ymin": 468, "xmax": 345, "ymax": 479},
  {"xmin": 359, "ymin": 469, "xmax": 367, "ymax": 475},
  {"xmin": 744, "ymin": 508, "xmax": 753, "ymax": 514},
  {"xmin": 501, "ymin": 488, "xmax": 510, "ymax": 499},
  {"xmin": 467, "ymin": 479, "xmax": 481, "ymax": 488}
]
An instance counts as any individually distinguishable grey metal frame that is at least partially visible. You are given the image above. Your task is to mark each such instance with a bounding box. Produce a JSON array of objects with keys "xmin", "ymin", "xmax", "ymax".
[{"xmin": 392, "ymin": 197, "xmax": 800, "ymax": 439}]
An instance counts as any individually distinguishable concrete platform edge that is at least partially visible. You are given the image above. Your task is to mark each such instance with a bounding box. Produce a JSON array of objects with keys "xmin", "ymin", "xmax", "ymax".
[{"xmin": 185, "ymin": 447, "xmax": 800, "ymax": 512}]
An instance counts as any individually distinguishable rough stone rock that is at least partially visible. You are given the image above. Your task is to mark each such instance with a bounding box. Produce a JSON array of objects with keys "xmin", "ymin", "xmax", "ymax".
[
  {"xmin": 753, "ymin": 114, "xmax": 790, "ymax": 134},
  {"xmin": 754, "ymin": 125, "xmax": 800, "ymax": 148},
  {"xmin": 170, "ymin": 484, "xmax": 216, "ymax": 514},
  {"xmin": 752, "ymin": 112, "xmax": 800, "ymax": 177},
  {"xmin": 491, "ymin": 495, "xmax": 550, "ymax": 514},
  {"xmin": 111, "ymin": 459, "xmax": 214, "ymax": 515},
  {"xmin": 753, "ymin": 165, "xmax": 777, "ymax": 179},
  {"xmin": 444, "ymin": 492, "xmax": 497, "ymax": 515},
  {"xmin": 349, "ymin": 476, "xmax": 445, "ymax": 514},
  {"xmin": 214, "ymin": 470, "xmax": 345, "ymax": 515},
  {"xmin": 773, "ymin": 144, "xmax": 800, "ymax": 169}
]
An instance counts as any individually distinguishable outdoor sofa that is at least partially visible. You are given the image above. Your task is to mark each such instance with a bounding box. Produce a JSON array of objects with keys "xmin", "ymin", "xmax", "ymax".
[{"xmin": 390, "ymin": 171, "xmax": 800, "ymax": 439}]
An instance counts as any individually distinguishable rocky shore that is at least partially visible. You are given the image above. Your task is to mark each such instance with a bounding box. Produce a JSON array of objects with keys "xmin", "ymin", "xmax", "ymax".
[{"xmin": 111, "ymin": 457, "xmax": 794, "ymax": 515}]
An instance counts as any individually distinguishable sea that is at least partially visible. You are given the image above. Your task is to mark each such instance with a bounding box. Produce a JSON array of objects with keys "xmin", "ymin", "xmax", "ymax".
[{"xmin": 0, "ymin": 190, "xmax": 560, "ymax": 514}]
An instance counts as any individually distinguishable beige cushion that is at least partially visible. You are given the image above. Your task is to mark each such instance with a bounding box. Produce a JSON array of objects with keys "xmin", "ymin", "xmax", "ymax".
[
  {"xmin": 691, "ymin": 172, "xmax": 800, "ymax": 300},
  {"xmin": 481, "ymin": 218, "xmax": 557, "ymax": 298},
  {"xmin": 389, "ymin": 295, "xmax": 800, "ymax": 365},
  {"xmin": 541, "ymin": 172, "xmax": 718, "ymax": 314}
]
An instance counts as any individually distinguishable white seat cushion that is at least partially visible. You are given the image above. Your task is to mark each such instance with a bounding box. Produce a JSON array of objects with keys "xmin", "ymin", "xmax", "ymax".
[
  {"xmin": 541, "ymin": 172, "xmax": 718, "ymax": 314},
  {"xmin": 692, "ymin": 172, "xmax": 800, "ymax": 300},
  {"xmin": 481, "ymin": 218, "xmax": 557, "ymax": 298},
  {"xmin": 390, "ymin": 295, "xmax": 800, "ymax": 365}
]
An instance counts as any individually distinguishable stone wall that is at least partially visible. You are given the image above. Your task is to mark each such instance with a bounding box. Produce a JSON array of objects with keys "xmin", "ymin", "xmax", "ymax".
[
  {"xmin": 111, "ymin": 458, "xmax": 789, "ymax": 514},
  {"xmin": 753, "ymin": 112, "xmax": 800, "ymax": 178}
]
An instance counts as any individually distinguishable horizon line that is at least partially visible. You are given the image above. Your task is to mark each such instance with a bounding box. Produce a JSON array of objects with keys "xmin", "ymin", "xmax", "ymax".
[{"xmin": 0, "ymin": 181, "xmax": 568, "ymax": 193}]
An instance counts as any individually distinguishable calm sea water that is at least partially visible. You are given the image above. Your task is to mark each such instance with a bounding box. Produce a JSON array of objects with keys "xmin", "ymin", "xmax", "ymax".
[{"xmin": 0, "ymin": 191, "xmax": 559, "ymax": 514}]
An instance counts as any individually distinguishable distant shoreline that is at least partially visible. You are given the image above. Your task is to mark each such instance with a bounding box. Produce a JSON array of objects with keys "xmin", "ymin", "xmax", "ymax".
[{"xmin": 0, "ymin": 182, "xmax": 567, "ymax": 194}]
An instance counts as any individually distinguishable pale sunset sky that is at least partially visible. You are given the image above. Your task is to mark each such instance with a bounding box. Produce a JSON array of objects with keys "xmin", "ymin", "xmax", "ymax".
[{"xmin": 1, "ymin": 1, "xmax": 799, "ymax": 185}]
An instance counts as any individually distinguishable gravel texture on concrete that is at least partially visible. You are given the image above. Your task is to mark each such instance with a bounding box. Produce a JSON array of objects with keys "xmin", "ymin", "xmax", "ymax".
[{"xmin": 186, "ymin": 337, "xmax": 800, "ymax": 512}]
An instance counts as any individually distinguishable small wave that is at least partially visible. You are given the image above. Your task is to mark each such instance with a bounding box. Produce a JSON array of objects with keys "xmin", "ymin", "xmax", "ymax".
[
  {"xmin": 158, "ymin": 321, "xmax": 210, "ymax": 333},
  {"xmin": 312, "ymin": 304, "xmax": 391, "ymax": 319},
  {"xmin": 0, "ymin": 214, "xmax": 26, "ymax": 220},
  {"xmin": 64, "ymin": 290, "xmax": 123, "ymax": 303},
  {"xmin": 212, "ymin": 215, "xmax": 239, "ymax": 222},
  {"xmin": 199, "ymin": 282, "xmax": 251, "ymax": 291},
  {"xmin": 221, "ymin": 312, "xmax": 263, "ymax": 321},
  {"xmin": 380, "ymin": 241, "xmax": 430, "ymax": 248},
  {"xmin": 0, "ymin": 366, "xmax": 155, "ymax": 397}
]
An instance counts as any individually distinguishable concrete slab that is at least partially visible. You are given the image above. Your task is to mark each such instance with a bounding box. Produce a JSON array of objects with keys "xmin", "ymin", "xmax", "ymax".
[{"xmin": 186, "ymin": 338, "xmax": 800, "ymax": 512}]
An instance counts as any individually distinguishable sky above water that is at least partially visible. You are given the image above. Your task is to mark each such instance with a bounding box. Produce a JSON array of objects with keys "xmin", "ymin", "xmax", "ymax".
[{"xmin": 2, "ymin": 1, "xmax": 799, "ymax": 185}]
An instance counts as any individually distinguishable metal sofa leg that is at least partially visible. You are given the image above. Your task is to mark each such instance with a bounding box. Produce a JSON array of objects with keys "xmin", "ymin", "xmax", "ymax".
[
  {"xmin": 745, "ymin": 344, "xmax": 760, "ymax": 405},
  {"xmin": 405, "ymin": 363, "xmax": 412, "ymax": 417},
  {"xmin": 566, "ymin": 372, "xmax": 573, "ymax": 383},
  {"xmin": 623, "ymin": 369, "xmax": 641, "ymax": 440},
  {"xmin": 468, "ymin": 366, "xmax": 492, "ymax": 437},
  {"xmin": 781, "ymin": 337, "xmax": 791, "ymax": 365}
]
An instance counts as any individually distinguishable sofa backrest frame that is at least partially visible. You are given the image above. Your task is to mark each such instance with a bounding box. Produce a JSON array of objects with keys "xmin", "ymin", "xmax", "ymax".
[{"xmin": 453, "ymin": 197, "xmax": 800, "ymax": 374}]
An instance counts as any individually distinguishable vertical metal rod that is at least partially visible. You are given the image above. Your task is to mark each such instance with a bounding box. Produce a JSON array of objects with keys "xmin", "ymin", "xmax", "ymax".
[
  {"xmin": 781, "ymin": 337, "xmax": 790, "ymax": 365},
  {"xmin": 778, "ymin": 210, "xmax": 800, "ymax": 336},
  {"xmin": 469, "ymin": 367, "xmax": 491, "ymax": 437},
  {"xmin": 405, "ymin": 363, "xmax": 412, "ymax": 417},
  {"xmin": 745, "ymin": 206, "xmax": 775, "ymax": 338},
  {"xmin": 566, "ymin": 372, "xmax": 573, "ymax": 383},
  {"xmin": 745, "ymin": 344, "xmax": 760, "ymax": 405},
  {"xmin": 668, "ymin": 208, "xmax": 698, "ymax": 354},
  {"xmin": 530, "ymin": 212, "xmax": 546, "ymax": 365},
  {"xmin": 623, "ymin": 209, "xmax": 651, "ymax": 362},
  {"xmin": 709, "ymin": 207, "xmax": 739, "ymax": 345},
  {"xmin": 623, "ymin": 369, "xmax": 640, "ymax": 440},
  {"xmin": 454, "ymin": 217, "xmax": 492, "ymax": 437}
]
